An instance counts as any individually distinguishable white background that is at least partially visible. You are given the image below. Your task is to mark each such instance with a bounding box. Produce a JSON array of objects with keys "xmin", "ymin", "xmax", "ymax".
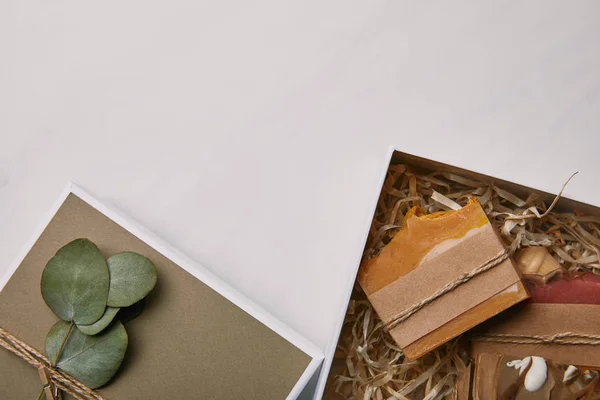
[{"xmin": 2, "ymin": 0, "xmax": 599, "ymax": 377}]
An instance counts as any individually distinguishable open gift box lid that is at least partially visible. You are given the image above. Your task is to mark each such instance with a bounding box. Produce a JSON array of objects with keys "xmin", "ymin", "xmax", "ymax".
[{"xmin": 0, "ymin": 183, "xmax": 323, "ymax": 399}]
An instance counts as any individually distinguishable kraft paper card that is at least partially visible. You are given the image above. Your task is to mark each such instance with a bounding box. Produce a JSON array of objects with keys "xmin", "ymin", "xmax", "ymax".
[{"xmin": 0, "ymin": 191, "xmax": 314, "ymax": 399}]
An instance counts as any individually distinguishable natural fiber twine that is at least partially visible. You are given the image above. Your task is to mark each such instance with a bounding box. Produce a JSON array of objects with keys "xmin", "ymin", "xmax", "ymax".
[{"xmin": 0, "ymin": 326, "xmax": 105, "ymax": 400}]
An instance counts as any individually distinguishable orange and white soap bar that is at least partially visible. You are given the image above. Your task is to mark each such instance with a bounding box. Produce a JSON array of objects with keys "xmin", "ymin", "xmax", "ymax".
[{"xmin": 358, "ymin": 198, "xmax": 529, "ymax": 360}]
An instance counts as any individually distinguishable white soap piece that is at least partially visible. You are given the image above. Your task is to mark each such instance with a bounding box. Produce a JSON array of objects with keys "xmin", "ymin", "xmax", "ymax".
[{"xmin": 507, "ymin": 356, "xmax": 548, "ymax": 392}]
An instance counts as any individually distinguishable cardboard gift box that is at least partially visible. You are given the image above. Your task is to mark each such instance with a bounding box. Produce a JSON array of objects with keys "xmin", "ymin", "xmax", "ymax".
[
  {"xmin": 0, "ymin": 183, "xmax": 323, "ymax": 399},
  {"xmin": 314, "ymin": 147, "xmax": 600, "ymax": 399}
]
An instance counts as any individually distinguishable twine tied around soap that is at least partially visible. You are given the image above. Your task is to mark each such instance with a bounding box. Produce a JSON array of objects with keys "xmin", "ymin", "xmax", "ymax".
[
  {"xmin": 471, "ymin": 331, "xmax": 600, "ymax": 346},
  {"xmin": 0, "ymin": 327, "xmax": 105, "ymax": 400},
  {"xmin": 382, "ymin": 240, "xmax": 519, "ymax": 332}
]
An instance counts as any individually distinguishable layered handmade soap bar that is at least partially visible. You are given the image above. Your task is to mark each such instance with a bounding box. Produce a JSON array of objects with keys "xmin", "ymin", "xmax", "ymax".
[
  {"xmin": 472, "ymin": 353, "xmax": 600, "ymax": 400},
  {"xmin": 358, "ymin": 198, "xmax": 529, "ymax": 360},
  {"xmin": 472, "ymin": 273, "xmax": 600, "ymax": 369}
]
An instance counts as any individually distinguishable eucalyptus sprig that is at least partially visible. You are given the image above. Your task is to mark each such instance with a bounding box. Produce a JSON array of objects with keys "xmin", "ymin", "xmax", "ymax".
[{"xmin": 39, "ymin": 239, "xmax": 157, "ymax": 398}]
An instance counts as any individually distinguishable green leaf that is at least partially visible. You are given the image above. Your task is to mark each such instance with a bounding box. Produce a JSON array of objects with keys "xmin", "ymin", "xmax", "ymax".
[
  {"xmin": 107, "ymin": 252, "xmax": 157, "ymax": 307},
  {"xmin": 77, "ymin": 307, "xmax": 120, "ymax": 336},
  {"xmin": 41, "ymin": 239, "xmax": 110, "ymax": 325},
  {"xmin": 46, "ymin": 320, "xmax": 128, "ymax": 389}
]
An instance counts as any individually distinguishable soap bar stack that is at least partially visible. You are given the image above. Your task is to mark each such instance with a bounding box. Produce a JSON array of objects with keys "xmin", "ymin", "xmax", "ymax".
[{"xmin": 358, "ymin": 198, "xmax": 529, "ymax": 360}]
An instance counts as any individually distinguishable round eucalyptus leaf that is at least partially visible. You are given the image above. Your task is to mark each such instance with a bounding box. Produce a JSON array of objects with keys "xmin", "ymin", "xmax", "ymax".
[
  {"xmin": 41, "ymin": 239, "xmax": 110, "ymax": 325},
  {"xmin": 107, "ymin": 252, "xmax": 157, "ymax": 307},
  {"xmin": 77, "ymin": 307, "xmax": 120, "ymax": 336},
  {"xmin": 46, "ymin": 320, "xmax": 128, "ymax": 389}
]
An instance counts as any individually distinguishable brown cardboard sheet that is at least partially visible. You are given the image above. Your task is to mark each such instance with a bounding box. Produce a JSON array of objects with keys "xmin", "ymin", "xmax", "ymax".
[
  {"xmin": 0, "ymin": 194, "xmax": 311, "ymax": 399},
  {"xmin": 472, "ymin": 303, "xmax": 600, "ymax": 369}
]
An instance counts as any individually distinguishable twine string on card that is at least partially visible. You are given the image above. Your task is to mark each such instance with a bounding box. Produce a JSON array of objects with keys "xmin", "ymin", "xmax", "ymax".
[{"xmin": 0, "ymin": 327, "xmax": 105, "ymax": 400}]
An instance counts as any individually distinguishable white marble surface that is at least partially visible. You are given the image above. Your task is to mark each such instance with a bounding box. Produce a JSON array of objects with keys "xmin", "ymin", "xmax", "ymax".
[{"xmin": 1, "ymin": 0, "xmax": 599, "ymax": 377}]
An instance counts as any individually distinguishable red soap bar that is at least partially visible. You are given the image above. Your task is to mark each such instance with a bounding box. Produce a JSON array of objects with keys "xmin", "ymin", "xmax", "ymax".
[{"xmin": 525, "ymin": 274, "xmax": 600, "ymax": 305}]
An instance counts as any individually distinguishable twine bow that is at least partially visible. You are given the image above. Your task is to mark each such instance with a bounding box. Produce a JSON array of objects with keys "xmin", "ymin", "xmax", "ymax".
[{"xmin": 0, "ymin": 327, "xmax": 105, "ymax": 400}]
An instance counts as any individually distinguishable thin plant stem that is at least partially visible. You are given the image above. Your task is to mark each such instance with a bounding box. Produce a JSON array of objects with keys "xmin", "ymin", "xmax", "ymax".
[
  {"xmin": 53, "ymin": 322, "xmax": 74, "ymax": 366},
  {"xmin": 42, "ymin": 321, "xmax": 74, "ymax": 400}
]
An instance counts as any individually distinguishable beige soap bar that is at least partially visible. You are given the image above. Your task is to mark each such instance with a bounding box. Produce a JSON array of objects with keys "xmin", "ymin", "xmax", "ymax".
[{"xmin": 358, "ymin": 198, "xmax": 528, "ymax": 360}]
